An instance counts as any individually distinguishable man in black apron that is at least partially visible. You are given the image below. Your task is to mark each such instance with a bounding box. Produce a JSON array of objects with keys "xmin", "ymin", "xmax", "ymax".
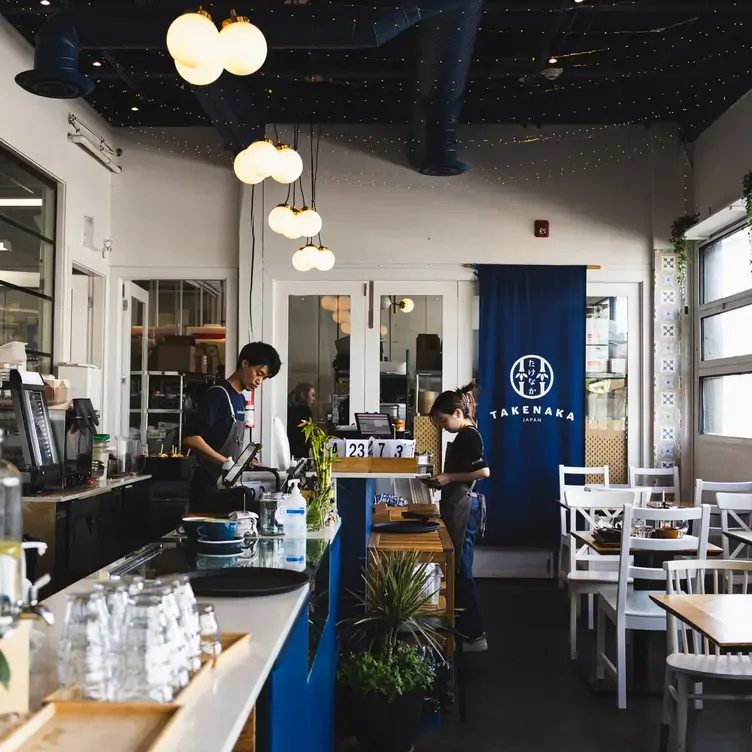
[{"xmin": 183, "ymin": 342, "xmax": 281, "ymax": 512}]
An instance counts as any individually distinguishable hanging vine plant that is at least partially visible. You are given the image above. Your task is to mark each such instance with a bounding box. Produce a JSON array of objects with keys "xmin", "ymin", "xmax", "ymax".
[
  {"xmin": 743, "ymin": 170, "xmax": 752, "ymax": 265},
  {"xmin": 670, "ymin": 213, "xmax": 700, "ymax": 299}
]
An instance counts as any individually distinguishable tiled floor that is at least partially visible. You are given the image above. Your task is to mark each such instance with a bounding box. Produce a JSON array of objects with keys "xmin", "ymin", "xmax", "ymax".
[{"xmin": 417, "ymin": 579, "xmax": 750, "ymax": 752}]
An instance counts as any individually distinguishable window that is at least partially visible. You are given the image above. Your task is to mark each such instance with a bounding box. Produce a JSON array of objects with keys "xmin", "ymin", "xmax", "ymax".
[
  {"xmin": 0, "ymin": 148, "xmax": 57, "ymax": 371},
  {"xmin": 697, "ymin": 224, "xmax": 752, "ymax": 439}
]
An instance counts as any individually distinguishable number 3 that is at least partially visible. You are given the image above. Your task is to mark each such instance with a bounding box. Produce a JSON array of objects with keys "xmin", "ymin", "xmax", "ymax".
[{"xmin": 395, "ymin": 445, "xmax": 404, "ymax": 458}]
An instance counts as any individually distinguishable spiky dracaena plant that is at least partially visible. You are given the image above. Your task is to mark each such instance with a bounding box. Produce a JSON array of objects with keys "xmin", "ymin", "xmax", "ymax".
[{"xmin": 298, "ymin": 418, "xmax": 336, "ymax": 530}]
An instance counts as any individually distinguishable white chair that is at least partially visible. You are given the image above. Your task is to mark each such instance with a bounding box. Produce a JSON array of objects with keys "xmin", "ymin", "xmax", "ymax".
[
  {"xmin": 693, "ymin": 479, "xmax": 752, "ymax": 542},
  {"xmin": 629, "ymin": 466, "xmax": 680, "ymax": 503},
  {"xmin": 716, "ymin": 493, "xmax": 752, "ymax": 560},
  {"xmin": 558, "ymin": 465, "xmax": 610, "ymax": 585},
  {"xmin": 660, "ymin": 559, "xmax": 752, "ymax": 752},
  {"xmin": 596, "ymin": 503, "xmax": 711, "ymax": 710},
  {"xmin": 565, "ymin": 488, "xmax": 641, "ymax": 660}
]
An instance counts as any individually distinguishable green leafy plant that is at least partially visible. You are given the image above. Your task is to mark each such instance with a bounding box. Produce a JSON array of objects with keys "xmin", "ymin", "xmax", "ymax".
[
  {"xmin": 670, "ymin": 213, "xmax": 700, "ymax": 294},
  {"xmin": 338, "ymin": 642, "xmax": 434, "ymax": 703},
  {"xmin": 299, "ymin": 419, "xmax": 336, "ymax": 530},
  {"xmin": 0, "ymin": 649, "xmax": 10, "ymax": 690},
  {"xmin": 343, "ymin": 549, "xmax": 442, "ymax": 660},
  {"xmin": 743, "ymin": 171, "xmax": 752, "ymax": 263}
]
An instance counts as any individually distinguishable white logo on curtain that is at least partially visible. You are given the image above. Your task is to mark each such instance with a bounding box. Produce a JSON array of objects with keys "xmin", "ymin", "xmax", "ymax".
[{"xmin": 510, "ymin": 355, "xmax": 554, "ymax": 399}]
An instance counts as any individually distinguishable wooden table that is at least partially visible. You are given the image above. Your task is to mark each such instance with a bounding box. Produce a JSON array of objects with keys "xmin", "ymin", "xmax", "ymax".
[
  {"xmin": 572, "ymin": 530, "xmax": 723, "ymax": 556},
  {"xmin": 651, "ymin": 594, "xmax": 752, "ymax": 649},
  {"xmin": 724, "ymin": 529, "xmax": 752, "ymax": 548}
]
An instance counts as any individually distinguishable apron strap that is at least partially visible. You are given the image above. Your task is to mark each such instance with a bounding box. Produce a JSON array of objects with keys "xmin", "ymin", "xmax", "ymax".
[{"xmin": 207, "ymin": 385, "xmax": 237, "ymax": 421}]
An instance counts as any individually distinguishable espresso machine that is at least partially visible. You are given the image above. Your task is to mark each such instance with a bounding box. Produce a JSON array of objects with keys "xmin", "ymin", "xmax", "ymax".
[{"xmin": 0, "ymin": 370, "xmax": 61, "ymax": 494}]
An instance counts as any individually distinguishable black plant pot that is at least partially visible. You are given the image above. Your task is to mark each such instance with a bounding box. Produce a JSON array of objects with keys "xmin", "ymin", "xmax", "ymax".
[{"xmin": 349, "ymin": 689, "xmax": 424, "ymax": 752}]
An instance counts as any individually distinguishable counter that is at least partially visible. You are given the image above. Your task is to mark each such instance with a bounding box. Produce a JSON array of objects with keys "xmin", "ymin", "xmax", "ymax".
[
  {"xmin": 22, "ymin": 474, "xmax": 152, "ymax": 503},
  {"xmin": 29, "ymin": 522, "xmax": 341, "ymax": 752}
]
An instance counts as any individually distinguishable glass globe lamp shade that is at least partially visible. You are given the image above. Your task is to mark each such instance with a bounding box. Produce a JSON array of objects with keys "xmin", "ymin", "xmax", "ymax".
[
  {"xmin": 381, "ymin": 296, "xmax": 392, "ymax": 310},
  {"xmin": 167, "ymin": 11, "xmax": 220, "ymax": 69},
  {"xmin": 315, "ymin": 246, "xmax": 335, "ymax": 272},
  {"xmin": 341, "ymin": 321, "xmax": 352, "ymax": 335},
  {"xmin": 292, "ymin": 250, "xmax": 312, "ymax": 272},
  {"xmin": 320, "ymin": 296, "xmax": 337, "ymax": 312},
  {"xmin": 268, "ymin": 204, "xmax": 295, "ymax": 235},
  {"xmin": 175, "ymin": 58, "xmax": 223, "ymax": 86},
  {"xmin": 380, "ymin": 325, "xmax": 388, "ymax": 336},
  {"xmin": 400, "ymin": 297, "xmax": 415, "ymax": 313},
  {"xmin": 242, "ymin": 140, "xmax": 278, "ymax": 178},
  {"xmin": 300, "ymin": 243, "xmax": 320, "ymax": 269},
  {"xmin": 296, "ymin": 207, "xmax": 322, "ymax": 238},
  {"xmin": 219, "ymin": 16, "xmax": 267, "ymax": 76},
  {"xmin": 282, "ymin": 216, "xmax": 303, "ymax": 240},
  {"xmin": 271, "ymin": 145, "xmax": 303, "ymax": 184},
  {"xmin": 233, "ymin": 148, "xmax": 265, "ymax": 184},
  {"xmin": 337, "ymin": 296, "xmax": 350, "ymax": 311}
]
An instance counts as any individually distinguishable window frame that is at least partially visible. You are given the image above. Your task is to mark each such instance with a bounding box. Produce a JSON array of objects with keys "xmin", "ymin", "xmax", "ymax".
[
  {"xmin": 0, "ymin": 145, "xmax": 57, "ymax": 369},
  {"xmin": 694, "ymin": 220, "xmax": 752, "ymax": 440}
]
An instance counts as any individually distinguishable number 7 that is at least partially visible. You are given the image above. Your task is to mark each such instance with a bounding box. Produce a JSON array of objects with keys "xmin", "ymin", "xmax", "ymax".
[{"xmin": 378, "ymin": 442, "xmax": 386, "ymax": 457}]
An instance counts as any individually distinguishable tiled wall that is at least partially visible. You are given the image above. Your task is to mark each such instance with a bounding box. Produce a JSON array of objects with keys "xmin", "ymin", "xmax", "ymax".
[{"xmin": 654, "ymin": 251, "xmax": 682, "ymax": 468}]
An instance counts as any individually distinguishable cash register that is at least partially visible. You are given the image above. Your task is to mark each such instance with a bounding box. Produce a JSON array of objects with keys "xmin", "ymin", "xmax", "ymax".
[{"xmin": 0, "ymin": 370, "xmax": 61, "ymax": 494}]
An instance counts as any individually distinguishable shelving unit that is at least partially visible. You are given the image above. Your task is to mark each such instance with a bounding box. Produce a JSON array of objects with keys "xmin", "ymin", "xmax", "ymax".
[{"xmin": 130, "ymin": 370, "xmax": 215, "ymax": 451}]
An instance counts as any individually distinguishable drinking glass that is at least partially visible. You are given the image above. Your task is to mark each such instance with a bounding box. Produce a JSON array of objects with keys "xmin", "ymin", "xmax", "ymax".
[
  {"xmin": 259, "ymin": 492, "xmax": 285, "ymax": 535},
  {"xmin": 144, "ymin": 583, "xmax": 190, "ymax": 691},
  {"xmin": 121, "ymin": 574, "xmax": 145, "ymax": 596},
  {"xmin": 116, "ymin": 594, "xmax": 174, "ymax": 703},
  {"xmin": 93, "ymin": 581, "xmax": 129, "ymax": 650},
  {"xmin": 198, "ymin": 603, "xmax": 222, "ymax": 659},
  {"xmin": 58, "ymin": 590, "xmax": 111, "ymax": 701},
  {"xmin": 171, "ymin": 576, "xmax": 202, "ymax": 674}
]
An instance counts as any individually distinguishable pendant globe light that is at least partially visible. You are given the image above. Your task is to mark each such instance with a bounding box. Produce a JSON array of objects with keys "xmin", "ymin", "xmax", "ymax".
[
  {"xmin": 241, "ymin": 139, "xmax": 278, "ymax": 179},
  {"xmin": 296, "ymin": 206, "xmax": 322, "ymax": 237},
  {"xmin": 166, "ymin": 10, "xmax": 220, "ymax": 70},
  {"xmin": 282, "ymin": 213, "xmax": 303, "ymax": 240},
  {"xmin": 175, "ymin": 58, "xmax": 223, "ymax": 85},
  {"xmin": 219, "ymin": 11, "xmax": 267, "ymax": 76},
  {"xmin": 314, "ymin": 246, "xmax": 335, "ymax": 271},
  {"xmin": 233, "ymin": 148, "xmax": 264, "ymax": 185},
  {"xmin": 271, "ymin": 145, "xmax": 303, "ymax": 184},
  {"xmin": 268, "ymin": 204, "xmax": 296, "ymax": 234},
  {"xmin": 291, "ymin": 249, "xmax": 313, "ymax": 272},
  {"xmin": 299, "ymin": 243, "xmax": 319, "ymax": 269}
]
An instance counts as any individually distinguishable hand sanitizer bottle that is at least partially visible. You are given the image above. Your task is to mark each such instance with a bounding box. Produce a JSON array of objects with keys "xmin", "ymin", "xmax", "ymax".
[{"xmin": 285, "ymin": 479, "xmax": 306, "ymax": 536}]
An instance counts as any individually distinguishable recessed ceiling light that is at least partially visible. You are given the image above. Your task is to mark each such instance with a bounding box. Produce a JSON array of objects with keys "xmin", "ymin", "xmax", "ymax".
[
  {"xmin": 92, "ymin": 61, "xmax": 102, "ymax": 67},
  {"xmin": 574, "ymin": 0, "xmax": 584, "ymax": 3},
  {"xmin": 549, "ymin": 56, "xmax": 558, "ymax": 64},
  {"xmin": 131, "ymin": 106, "xmax": 139, "ymax": 112},
  {"xmin": 40, "ymin": 0, "xmax": 50, "ymax": 5}
]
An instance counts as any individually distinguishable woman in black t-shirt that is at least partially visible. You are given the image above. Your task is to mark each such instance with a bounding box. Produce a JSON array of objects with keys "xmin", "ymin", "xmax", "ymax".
[{"xmin": 426, "ymin": 382, "xmax": 489, "ymax": 651}]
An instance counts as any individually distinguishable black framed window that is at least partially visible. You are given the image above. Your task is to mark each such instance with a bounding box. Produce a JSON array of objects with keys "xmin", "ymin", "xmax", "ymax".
[{"xmin": 0, "ymin": 148, "xmax": 56, "ymax": 371}]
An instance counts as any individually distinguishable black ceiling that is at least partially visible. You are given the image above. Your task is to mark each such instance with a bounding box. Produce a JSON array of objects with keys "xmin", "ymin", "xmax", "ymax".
[{"xmin": 3, "ymin": 0, "xmax": 752, "ymax": 140}]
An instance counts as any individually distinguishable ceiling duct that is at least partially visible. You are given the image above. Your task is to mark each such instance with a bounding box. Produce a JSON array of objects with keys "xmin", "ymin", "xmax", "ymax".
[{"xmin": 15, "ymin": 2, "xmax": 483, "ymax": 175}]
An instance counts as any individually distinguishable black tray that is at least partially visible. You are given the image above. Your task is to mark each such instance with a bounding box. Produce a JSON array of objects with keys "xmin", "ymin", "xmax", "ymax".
[
  {"xmin": 372, "ymin": 521, "xmax": 441, "ymax": 534},
  {"xmin": 186, "ymin": 567, "xmax": 309, "ymax": 597}
]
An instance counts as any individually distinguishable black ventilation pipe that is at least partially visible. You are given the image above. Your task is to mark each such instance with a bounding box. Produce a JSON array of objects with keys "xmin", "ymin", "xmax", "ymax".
[
  {"xmin": 409, "ymin": 0, "xmax": 484, "ymax": 175},
  {"xmin": 16, "ymin": 2, "xmax": 481, "ymax": 174}
]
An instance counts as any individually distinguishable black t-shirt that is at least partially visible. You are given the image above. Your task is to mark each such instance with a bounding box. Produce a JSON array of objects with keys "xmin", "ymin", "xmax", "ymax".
[
  {"xmin": 287, "ymin": 403, "xmax": 313, "ymax": 459},
  {"xmin": 444, "ymin": 426, "xmax": 487, "ymax": 477},
  {"xmin": 184, "ymin": 381, "xmax": 245, "ymax": 453}
]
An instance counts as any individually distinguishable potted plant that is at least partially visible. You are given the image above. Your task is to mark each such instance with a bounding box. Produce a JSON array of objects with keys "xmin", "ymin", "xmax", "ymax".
[
  {"xmin": 299, "ymin": 419, "xmax": 336, "ymax": 531},
  {"xmin": 670, "ymin": 213, "xmax": 700, "ymax": 299},
  {"xmin": 743, "ymin": 170, "xmax": 752, "ymax": 261},
  {"xmin": 338, "ymin": 549, "xmax": 441, "ymax": 752}
]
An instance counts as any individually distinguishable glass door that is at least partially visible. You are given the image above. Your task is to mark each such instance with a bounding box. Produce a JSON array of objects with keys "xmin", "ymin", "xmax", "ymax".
[
  {"xmin": 585, "ymin": 282, "xmax": 642, "ymax": 483},
  {"xmin": 269, "ymin": 281, "xmax": 367, "ymax": 465},
  {"xmin": 121, "ymin": 282, "xmax": 149, "ymax": 444},
  {"xmin": 365, "ymin": 282, "xmax": 458, "ymax": 469}
]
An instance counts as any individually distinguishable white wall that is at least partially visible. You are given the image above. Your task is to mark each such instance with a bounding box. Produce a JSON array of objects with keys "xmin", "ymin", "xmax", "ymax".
[
  {"xmin": 690, "ymin": 88, "xmax": 752, "ymax": 484},
  {"xmin": 111, "ymin": 128, "xmax": 240, "ymax": 269},
  {"xmin": 0, "ymin": 15, "xmax": 115, "ymax": 424},
  {"xmin": 692, "ymin": 89, "xmax": 752, "ymax": 220},
  {"xmin": 258, "ymin": 123, "xmax": 686, "ymax": 276}
]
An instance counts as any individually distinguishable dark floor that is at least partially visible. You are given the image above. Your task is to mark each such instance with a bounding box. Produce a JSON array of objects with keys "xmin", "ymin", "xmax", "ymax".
[{"xmin": 417, "ymin": 580, "xmax": 751, "ymax": 752}]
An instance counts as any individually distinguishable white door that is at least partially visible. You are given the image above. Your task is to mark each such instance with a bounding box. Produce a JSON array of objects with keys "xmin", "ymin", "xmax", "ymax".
[
  {"xmin": 585, "ymin": 281, "xmax": 645, "ymax": 480},
  {"xmin": 121, "ymin": 282, "xmax": 149, "ymax": 444},
  {"xmin": 265, "ymin": 280, "xmax": 367, "ymax": 466},
  {"xmin": 365, "ymin": 281, "xmax": 459, "ymax": 431}
]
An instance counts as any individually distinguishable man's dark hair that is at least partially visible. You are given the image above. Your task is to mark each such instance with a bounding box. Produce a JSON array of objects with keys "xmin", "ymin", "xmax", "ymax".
[{"xmin": 237, "ymin": 342, "xmax": 281, "ymax": 377}]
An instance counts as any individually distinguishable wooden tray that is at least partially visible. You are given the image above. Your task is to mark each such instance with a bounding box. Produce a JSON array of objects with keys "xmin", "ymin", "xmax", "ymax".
[
  {"xmin": 0, "ymin": 702, "xmax": 182, "ymax": 752},
  {"xmin": 369, "ymin": 458, "xmax": 418, "ymax": 474},
  {"xmin": 332, "ymin": 457, "xmax": 371, "ymax": 473},
  {"xmin": 44, "ymin": 633, "xmax": 251, "ymax": 707}
]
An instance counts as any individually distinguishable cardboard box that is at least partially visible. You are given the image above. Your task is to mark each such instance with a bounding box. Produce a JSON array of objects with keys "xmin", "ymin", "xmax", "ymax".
[
  {"xmin": 610, "ymin": 358, "xmax": 627, "ymax": 374},
  {"xmin": 586, "ymin": 318, "xmax": 616, "ymax": 345},
  {"xmin": 586, "ymin": 345, "xmax": 609, "ymax": 373},
  {"xmin": 149, "ymin": 344, "xmax": 197, "ymax": 373}
]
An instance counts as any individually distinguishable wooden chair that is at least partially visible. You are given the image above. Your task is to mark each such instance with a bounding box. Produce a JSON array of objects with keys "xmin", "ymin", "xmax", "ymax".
[
  {"xmin": 629, "ymin": 466, "xmax": 680, "ymax": 503},
  {"xmin": 716, "ymin": 493, "xmax": 752, "ymax": 560},
  {"xmin": 693, "ymin": 479, "xmax": 752, "ymax": 543},
  {"xmin": 596, "ymin": 503, "xmax": 711, "ymax": 710},
  {"xmin": 558, "ymin": 465, "xmax": 610, "ymax": 586},
  {"xmin": 660, "ymin": 560, "xmax": 752, "ymax": 752},
  {"xmin": 565, "ymin": 488, "xmax": 641, "ymax": 660}
]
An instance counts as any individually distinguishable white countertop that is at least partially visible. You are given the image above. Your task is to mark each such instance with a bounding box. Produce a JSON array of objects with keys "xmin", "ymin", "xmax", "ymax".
[
  {"xmin": 28, "ymin": 522, "xmax": 340, "ymax": 752},
  {"xmin": 333, "ymin": 472, "xmax": 422, "ymax": 479},
  {"xmin": 23, "ymin": 474, "xmax": 152, "ymax": 503}
]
